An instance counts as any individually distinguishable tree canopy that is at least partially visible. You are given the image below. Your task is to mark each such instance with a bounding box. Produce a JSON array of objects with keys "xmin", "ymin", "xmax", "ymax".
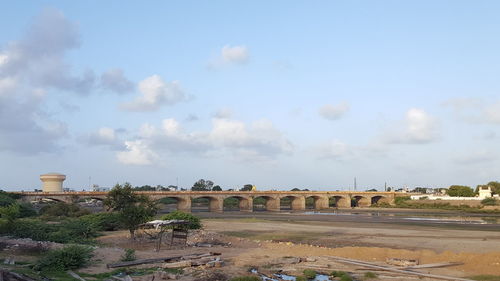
[
  {"xmin": 447, "ymin": 185, "xmax": 475, "ymax": 197},
  {"xmin": 104, "ymin": 183, "xmax": 158, "ymax": 239},
  {"xmin": 191, "ymin": 179, "xmax": 214, "ymax": 191}
]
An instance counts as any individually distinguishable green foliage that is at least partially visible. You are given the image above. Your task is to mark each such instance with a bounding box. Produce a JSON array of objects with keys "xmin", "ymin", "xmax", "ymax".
[
  {"xmin": 394, "ymin": 196, "xmax": 411, "ymax": 205},
  {"xmin": 0, "ymin": 191, "xmax": 16, "ymax": 207},
  {"xmin": 35, "ymin": 245, "xmax": 93, "ymax": 271},
  {"xmin": 331, "ymin": 271, "xmax": 349, "ymax": 277},
  {"xmin": 191, "ymin": 179, "xmax": 214, "ymax": 191},
  {"xmin": 18, "ymin": 203, "xmax": 37, "ymax": 217},
  {"xmin": 0, "ymin": 203, "xmax": 20, "ymax": 223},
  {"xmin": 160, "ymin": 210, "xmax": 202, "ymax": 229},
  {"xmin": 340, "ymin": 275, "xmax": 353, "ymax": 281},
  {"xmin": 295, "ymin": 276, "xmax": 307, "ymax": 281},
  {"xmin": 121, "ymin": 248, "xmax": 136, "ymax": 262},
  {"xmin": 159, "ymin": 197, "xmax": 178, "ymax": 205},
  {"xmin": 240, "ymin": 184, "xmax": 253, "ymax": 191},
  {"xmin": 447, "ymin": 185, "xmax": 475, "ymax": 197},
  {"xmin": 80, "ymin": 212, "xmax": 122, "ymax": 231},
  {"xmin": 303, "ymin": 269, "xmax": 317, "ymax": 279},
  {"xmin": 104, "ymin": 183, "xmax": 158, "ymax": 238},
  {"xmin": 364, "ymin": 271, "xmax": 378, "ymax": 279},
  {"xmin": 223, "ymin": 197, "xmax": 240, "ymax": 208},
  {"xmin": 6, "ymin": 218, "xmax": 99, "ymax": 243},
  {"xmin": 481, "ymin": 197, "xmax": 498, "ymax": 206},
  {"xmin": 229, "ymin": 276, "xmax": 260, "ymax": 281},
  {"xmin": 39, "ymin": 202, "xmax": 90, "ymax": 218},
  {"xmin": 212, "ymin": 185, "xmax": 222, "ymax": 191}
]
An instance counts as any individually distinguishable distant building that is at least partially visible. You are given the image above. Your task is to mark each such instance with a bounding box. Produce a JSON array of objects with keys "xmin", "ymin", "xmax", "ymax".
[
  {"xmin": 40, "ymin": 173, "xmax": 66, "ymax": 192},
  {"xmin": 478, "ymin": 186, "xmax": 492, "ymax": 199}
]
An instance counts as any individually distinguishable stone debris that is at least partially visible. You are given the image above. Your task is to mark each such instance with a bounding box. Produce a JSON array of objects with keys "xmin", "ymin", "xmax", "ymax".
[{"xmin": 386, "ymin": 257, "xmax": 419, "ymax": 267}]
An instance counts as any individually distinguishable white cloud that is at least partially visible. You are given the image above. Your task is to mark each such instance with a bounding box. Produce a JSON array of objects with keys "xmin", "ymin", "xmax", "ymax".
[
  {"xmin": 443, "ymin": 98, "xmax": 500, "ymax": 125},
  {"xmin": 317, "ymin": 139, "xmax": 351, "ymax": 160},
  {"xmin": 213, "ymin": 108, "xmax": 233, "ymax": 119},
  {"xmin": 121, "ymin": 75, "xmax": 186, "ymax": 111},
  {"xmin": 116, "ymin": 140, "xmax": 159, "ymax": 165},
  {"xmin": 100, "ymin": 68, "xmax": 134, "ymax": 94},
  {"xmin": 454, "ymin": 150, "xmax": 497, "ymax": 165},
  {"xmin": 0, "ymin": 8, "xmax": 95, "ymax": 95},
  {"xmin": 318, "ymin": 102, "xmax": 350, "ymax": 120},
  {"xmin": 207, "ymin": 45, "xmax": 249, "ymax": 69},
  {"xmin": 0, "ymin": 77, "xmax": 17, "ymax": 97},
  {"xmin": 385, "ymin": 108, "xmax": 439, "ymax": 144},
  {"xmin": 116, "ymin": 117, "xmax": 293, "ymax": 164},
  {"xmin": 221, "ymin": 45, "xmax": 249, "ymax": 64}
]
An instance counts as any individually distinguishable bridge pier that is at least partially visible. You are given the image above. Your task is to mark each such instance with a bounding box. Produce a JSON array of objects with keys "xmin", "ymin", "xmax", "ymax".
[
  {"xmin": 335, "ymin": 196, "xmax": 351, "ymax": 208},
  {"xmin": 209, "ymin": 197, "xmax": 224, "ymax": 213},
  {"xmin": 265, "ymin": 197, "xmax": 280, "ymax": 212},
  {"xmin": 177, "ymin": 197, "xmax": 192, "ymax": 213},
  {"xmin": 290, "ymin": 196, "xmax": 305, "ymax": 211},
  {"xmin": 314, "ymin": 196, "xmax": 329, "ymax": 210},
  {"xmin": 239, "ymin": 197, "xmax": 253, "ymax": 212}
]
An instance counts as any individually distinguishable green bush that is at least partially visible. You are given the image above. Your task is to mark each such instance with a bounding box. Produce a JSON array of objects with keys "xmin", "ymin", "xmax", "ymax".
[
  {"xmin": 121, "ymin": 248, "xmax": 136, "ymax": 262},
  {"xmin": 160, "ymin": 211, "xmax": 201, "ymax": 229},
  {"xmin": 295, "ymin": 276, "xmax": 307, "ymax": 281},
  {"xmin": 364, "ymin": 271, "xmax": 378, "ymax": 279},
  {"xmin": 80, "ymin": 212, "xmax": 122, "ymax": 231},
  {"xmin": 394, "ymin": 196, "xmax": 411, "ymax": 205},
  {"xmin": 18, "ymin": 203, "xmax": 37, "ymax": 218},
  {"xmin": 303, "ymin": 269, "xmax": 316, "ymax": 279},
  {"xmin": 35, "ymin": 245, "xmax": 94, "ymax": 271},
  {"xmin": 8, "ymin": 218, "xmax": 99, "ymax": 244},
  {"xmin": 340, "ymin": 275, "xmax": 353, "ymax": 281},
  {"xmin": 0, "ymin": 191, "xmax": 16, "ymax": 207},
  {"xmin": 447, "ymin": 185, "xmax": 475, "ymax": 197},
  {"xmin": 229, "ymin": 277, "xmax": 260, "ymax": 281},
  {"xmin": 159, "ymin": 197, "xmax": 178, "ymax": 205},
  {"xmin": 481, "ymin": 198, "xmax": 498, "ymax": 206},
  {"xmin": 40, "ymin": 202, "xmax": 90, "ymax": 218}
]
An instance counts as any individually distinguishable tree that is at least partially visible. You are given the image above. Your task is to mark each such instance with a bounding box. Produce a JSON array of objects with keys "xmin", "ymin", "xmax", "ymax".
[
  {"xmin": 191, "ymin": 179, "xmax": 214, "ymax": 191},
  {"xmin": 291, "ymin": 188, "xmax": 301, "ymax": 191},
  {"xmin": 104, "ymin": 183, "xmax": 158, "ymax": 239},
  {"xmin": 447, "ymin": 185, "xmax": 475, "ymax": 197},
  {"xmin": 212, "ymin": 185, "xmax": 222, "ymax": 191},
  {"xmin": 240, "ymin": 184, "xmax": 253, "ymax": 191}
]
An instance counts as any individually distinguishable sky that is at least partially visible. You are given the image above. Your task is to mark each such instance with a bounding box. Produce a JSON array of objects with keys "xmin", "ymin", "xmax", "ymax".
[{"xmin": 1, "ymin": 1, "xmax": 499, "ymax": 191}]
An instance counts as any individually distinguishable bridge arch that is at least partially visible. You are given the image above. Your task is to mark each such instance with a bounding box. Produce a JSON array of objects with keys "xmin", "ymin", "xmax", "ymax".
[
  {"xmin": 329, "ymin": 195, "xmax": 350, "ymax": 208},
  {"xmin": 370, "ymin": 195, "xmax": 389, "ymax": 205},
  {"xmin": 223, "ymin": 195, "xmax": 252, "ymax": 212},
  {"xmin": 156, "ymin": 196, "xmax": 191, "ymax": 213},
  {"xmin": 191, "ymin": 195, "xmax": 223, "ymax": 213},
  {"xmin": 252, "ymin": 195, "xmax": 280, "ymax": 212},
  {"xmin": 279, "ymin": 195, "xmax": 305, "ymax": 211},
  {"xmin": 352, "ymin": 195, "xmax": 370, "ymax": 207},
  {"xmin": 305, "ymin": 195, "xmax": 329, "ymax": 210}
]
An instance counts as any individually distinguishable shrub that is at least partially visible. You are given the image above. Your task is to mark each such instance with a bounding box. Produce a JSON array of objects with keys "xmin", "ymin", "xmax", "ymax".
[
  {"xmin": 364, "ymin": 271, "xmax": 378, "ymax": 279},
  {"xmin": 18, "ymin": 203, "xmax": 37, "ymax": 218},
  {"xmin": 121, "ymin": 248, "xmax": 136, "ymax": 262},
  {"xmin": 160, "ymin": 211, "xmax": 201, "ymax": 229},
  {"xmin": 80, "ymin": 212, "xmax": 122, "ymax": 231},
  {"xmin": 394, "ymin": 196, "xmax": 411, "ymax": 205},
  {"xmin": 295, "ymin": 276, "xmax": 307, "ymax": 281},
  {"xmin": 0, "ymin": 191, "xmax": 16, "ymax": 207},
  {"xmin": 303, "ymin": 269, "xmax": 316, "ymax": 279},
  {"xmin": 481, "ymin": 198, "xmax": 498, "ymax": 206},
  {"xmin": 229, "ymin": 277, "xmax": 260, "ymax": 281},
  {"xmin": 35, "ymin": 245, "xmax": 93, "ymax": 271},
  {"xmin": 340, "ymin": 275, "xmax": 353, "ymax": 281},
  {"xmin": 8, "ymin": 218, "xmax": 99, "ymax": 244},
  {"xmin": 39, "ymin": 202, "xmax": 90, "ymax": 218}
]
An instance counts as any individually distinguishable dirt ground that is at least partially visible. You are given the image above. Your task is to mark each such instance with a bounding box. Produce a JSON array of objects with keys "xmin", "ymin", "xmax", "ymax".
[{"xmin": 71, "ymin": 211, "xmax": 500, "ymax": 281}]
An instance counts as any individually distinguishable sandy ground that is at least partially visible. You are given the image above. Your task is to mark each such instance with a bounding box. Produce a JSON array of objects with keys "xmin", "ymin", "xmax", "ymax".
[{"xmin": 73, "ymin": 212, "xmax": 500, "ymax": 280}]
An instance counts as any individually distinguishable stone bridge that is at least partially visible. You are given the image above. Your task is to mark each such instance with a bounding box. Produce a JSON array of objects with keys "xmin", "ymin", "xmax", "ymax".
[{"xmin": 14, "ymin": 191, "xmax": 396, "ymax": 213}]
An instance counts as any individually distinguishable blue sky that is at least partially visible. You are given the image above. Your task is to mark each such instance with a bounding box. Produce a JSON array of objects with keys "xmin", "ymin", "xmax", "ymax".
[{"xmin": 1, "ymin": 1, "xmax": 499, "ymax": 191}]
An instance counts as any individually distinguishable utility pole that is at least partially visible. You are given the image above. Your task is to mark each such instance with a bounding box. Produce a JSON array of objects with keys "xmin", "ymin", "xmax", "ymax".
[
  {"xmin": 385, "ymin": 182, "xmax": 387, "ymax": 192},
  {"xmin": 354, "ymin": 177, "xmax": 357, "ymax": 191}
]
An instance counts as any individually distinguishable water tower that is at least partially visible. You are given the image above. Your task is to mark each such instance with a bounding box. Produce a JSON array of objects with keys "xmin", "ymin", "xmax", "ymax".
[{"xmin": 40, "ymin": 173, "xmax": 66, "ymax": 192}]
